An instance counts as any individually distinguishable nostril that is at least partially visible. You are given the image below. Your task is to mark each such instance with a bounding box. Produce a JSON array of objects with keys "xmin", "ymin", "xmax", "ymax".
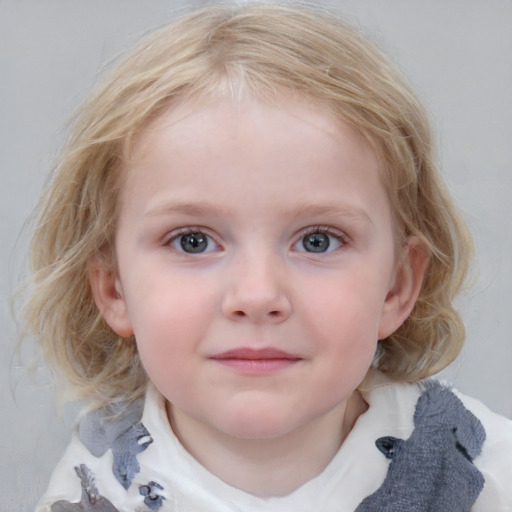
[
  {"xmin": 231, "ymin": 309, "xmax": 281, "ymax": 319},
  {"xmin": 222, "ymin": 293, "xmax": 292, "ymax": 323}
]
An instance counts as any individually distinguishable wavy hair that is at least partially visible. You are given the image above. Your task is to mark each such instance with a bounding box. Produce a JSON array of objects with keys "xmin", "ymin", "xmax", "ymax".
[{"xmin": 22, "ymin": 3, "xmax": 472, "ymax": 408}]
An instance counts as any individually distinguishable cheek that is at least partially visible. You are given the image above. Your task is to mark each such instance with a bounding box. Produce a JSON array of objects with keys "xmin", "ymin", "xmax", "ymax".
[
  {"xmin": 306, "ymin": 273, "xmax": 388, "ymax": 330},
  {"xmin": 311, "ymin": 299, "xmax": 379, "ymax": 391},
  {"xmin": 300, "ymin": 269, "xmax": 389, "ymax": 361},
  {"xmin": 124, "ymin": 276, "xmax": 217, "ymax": 366},
  {"xmin": 127, "ymin": 268, "xmax": 217, "ymax": 328},
  {"xmin": 131, "ymin": 298, "xmax": 210, "ymax": 398}
]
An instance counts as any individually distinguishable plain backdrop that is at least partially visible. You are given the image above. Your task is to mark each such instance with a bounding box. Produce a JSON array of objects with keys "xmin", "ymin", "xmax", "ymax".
[{"xmin": 1, "ymin": 1, "xmax": 511, "ymax": 510}]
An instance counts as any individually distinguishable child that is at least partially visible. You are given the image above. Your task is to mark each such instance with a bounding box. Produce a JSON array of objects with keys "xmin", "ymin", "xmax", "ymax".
[{"xmin": 25, "ymin": 3, "xmax": 512, "ymax": 511}]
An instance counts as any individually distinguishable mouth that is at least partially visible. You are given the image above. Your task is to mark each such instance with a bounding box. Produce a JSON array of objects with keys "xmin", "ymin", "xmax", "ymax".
[{"xmin": 209, "ymin": 347, "xmax": 302, "ymax": 374}]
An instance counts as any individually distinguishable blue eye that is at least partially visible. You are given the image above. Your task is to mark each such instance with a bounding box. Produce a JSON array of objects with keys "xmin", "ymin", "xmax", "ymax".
[
  {"xmin": 170, "ymin": 230, "xmax": 217, "ymax": 253},
  {"xmin": 302, "ymin": 232, "xmax": 330, "ymax": 252},
  {"xmin": 296, "ymin": 229, "xmax": 345, "ymax": 253}
]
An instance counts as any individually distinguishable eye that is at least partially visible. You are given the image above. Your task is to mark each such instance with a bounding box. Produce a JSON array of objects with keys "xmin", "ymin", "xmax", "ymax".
[
  {"xmin": 168, "ymin": 230, "xmax": 218, "ymax": 254},
  {"xmin": 295, "ymin": 228, "xmax": 345, "ymax": 253}
]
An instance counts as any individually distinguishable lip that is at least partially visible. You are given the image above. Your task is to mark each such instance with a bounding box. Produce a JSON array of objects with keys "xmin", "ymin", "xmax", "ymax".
[{"xmin": 209, "ymin": 347, "xmax": 302, "ymax": 374}]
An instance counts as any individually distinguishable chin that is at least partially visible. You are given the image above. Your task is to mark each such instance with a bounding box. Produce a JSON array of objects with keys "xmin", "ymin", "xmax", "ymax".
[{"xmin": 219, "ymin": 408, "xmax": 301, "ymax": 440}]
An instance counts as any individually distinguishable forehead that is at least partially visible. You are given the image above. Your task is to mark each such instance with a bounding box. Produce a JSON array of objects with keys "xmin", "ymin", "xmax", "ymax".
[
  {"xmin": 118, "ymin": 96, "xmax": 390, "ymax": 229},
  {"xmin": 130, "ymin": 95, "xmax": 375, "ymax": 171}
]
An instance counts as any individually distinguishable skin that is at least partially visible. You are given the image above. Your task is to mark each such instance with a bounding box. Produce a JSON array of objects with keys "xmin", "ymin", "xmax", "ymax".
[{"xmin": 91, "ymin": 97, "xmax": 427, "ymax": 496}]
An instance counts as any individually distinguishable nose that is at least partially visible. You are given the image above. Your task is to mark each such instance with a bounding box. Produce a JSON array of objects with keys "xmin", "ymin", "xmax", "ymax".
[{"xmin": 221, "ymin": 252, "xmax": 292, "ymax": 324}]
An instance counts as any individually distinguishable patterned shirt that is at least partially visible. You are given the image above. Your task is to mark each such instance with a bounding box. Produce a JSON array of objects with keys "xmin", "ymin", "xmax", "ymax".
[{"xmin": 37, "ymin": 373, "xmax": 512, "ymax": 511}]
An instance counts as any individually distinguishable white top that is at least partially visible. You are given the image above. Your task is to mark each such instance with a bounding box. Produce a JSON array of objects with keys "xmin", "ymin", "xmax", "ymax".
[{"xmin": 36, "ymin": 374, "xmax": 512, "ymax": 511}]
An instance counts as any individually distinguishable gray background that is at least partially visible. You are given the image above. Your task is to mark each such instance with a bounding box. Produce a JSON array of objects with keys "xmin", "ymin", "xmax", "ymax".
[{"xmin": 1, "ymin": 1, "xmax": 511, "ymax": 510}]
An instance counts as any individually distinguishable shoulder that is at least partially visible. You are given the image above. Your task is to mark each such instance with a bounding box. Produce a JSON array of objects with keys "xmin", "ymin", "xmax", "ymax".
[
  {"xmin": 36, "ymin": 385, "xmax": 240, "ymax": 512},
  {"xmin": 359, "ymin": 373, "xmax": 512, "ymax": 510},
  {"xmin": 35, "ymin": 389, "xmax": 159, "ymax": 512},
  {"xmin": 452, "ymin": 389, "xmax": 512, "ymax": 511}
]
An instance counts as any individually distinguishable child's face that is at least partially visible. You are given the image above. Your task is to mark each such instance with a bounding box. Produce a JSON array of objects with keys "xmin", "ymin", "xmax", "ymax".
[{"xmin": 94, "ymin": 97, "xmax": 417, "ymax": 443}]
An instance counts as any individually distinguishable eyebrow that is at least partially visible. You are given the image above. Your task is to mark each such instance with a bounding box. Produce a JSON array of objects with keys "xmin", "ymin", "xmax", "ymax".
[
  {"xmin": 144, "ymin": 202, "xmax": 235, "ymax": 218},
  {"xmin": 145, "ymin": 201, "xmax": 373, "ymax": 225},
  {"xmin": 292, "ymin": 203, "xmax": 373, "ymax": 224}
]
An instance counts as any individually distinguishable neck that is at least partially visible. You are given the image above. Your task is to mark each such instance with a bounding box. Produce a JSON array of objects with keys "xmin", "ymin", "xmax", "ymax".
[{"xmin": 168, "ymin": 391, "xmax": 368, "ymax": 497}]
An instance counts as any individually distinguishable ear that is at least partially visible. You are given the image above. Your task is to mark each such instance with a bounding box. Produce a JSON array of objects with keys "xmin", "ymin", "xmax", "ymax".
[
  {"xmin": 378, "ymin": 236, "xmax": 429, "ymax": 340},
  {"xmin": 88, "ymin": 256, "xmax": 134, "ymax": 338}
]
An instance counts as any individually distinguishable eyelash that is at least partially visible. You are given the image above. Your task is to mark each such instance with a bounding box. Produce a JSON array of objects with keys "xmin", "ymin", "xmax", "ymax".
[
  {"xmin": 164, "ymin": 227, "xmax": 220, "ymax": 254},
  {"xmin": 163, "ymin": 225, "xmax": 348, "ymax": 255},
  {"xmin": 294, "ymin": 226, "xmax": 348, "ymax": 254}
]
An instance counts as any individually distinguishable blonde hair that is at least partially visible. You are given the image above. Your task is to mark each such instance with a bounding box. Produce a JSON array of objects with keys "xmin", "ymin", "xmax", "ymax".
[{"xmin": 23, "ymin": 3, "xmax": 472, "ymax": 408}]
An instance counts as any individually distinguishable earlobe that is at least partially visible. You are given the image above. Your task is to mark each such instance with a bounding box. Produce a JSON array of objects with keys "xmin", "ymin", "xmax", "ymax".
[
  {"xmin": 378, "ymin": 237, "xmax": 429, "ymax": 340},
  {"xmin": 88, "ymin": 256, "xmax": 134, "ymax": 338}
]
